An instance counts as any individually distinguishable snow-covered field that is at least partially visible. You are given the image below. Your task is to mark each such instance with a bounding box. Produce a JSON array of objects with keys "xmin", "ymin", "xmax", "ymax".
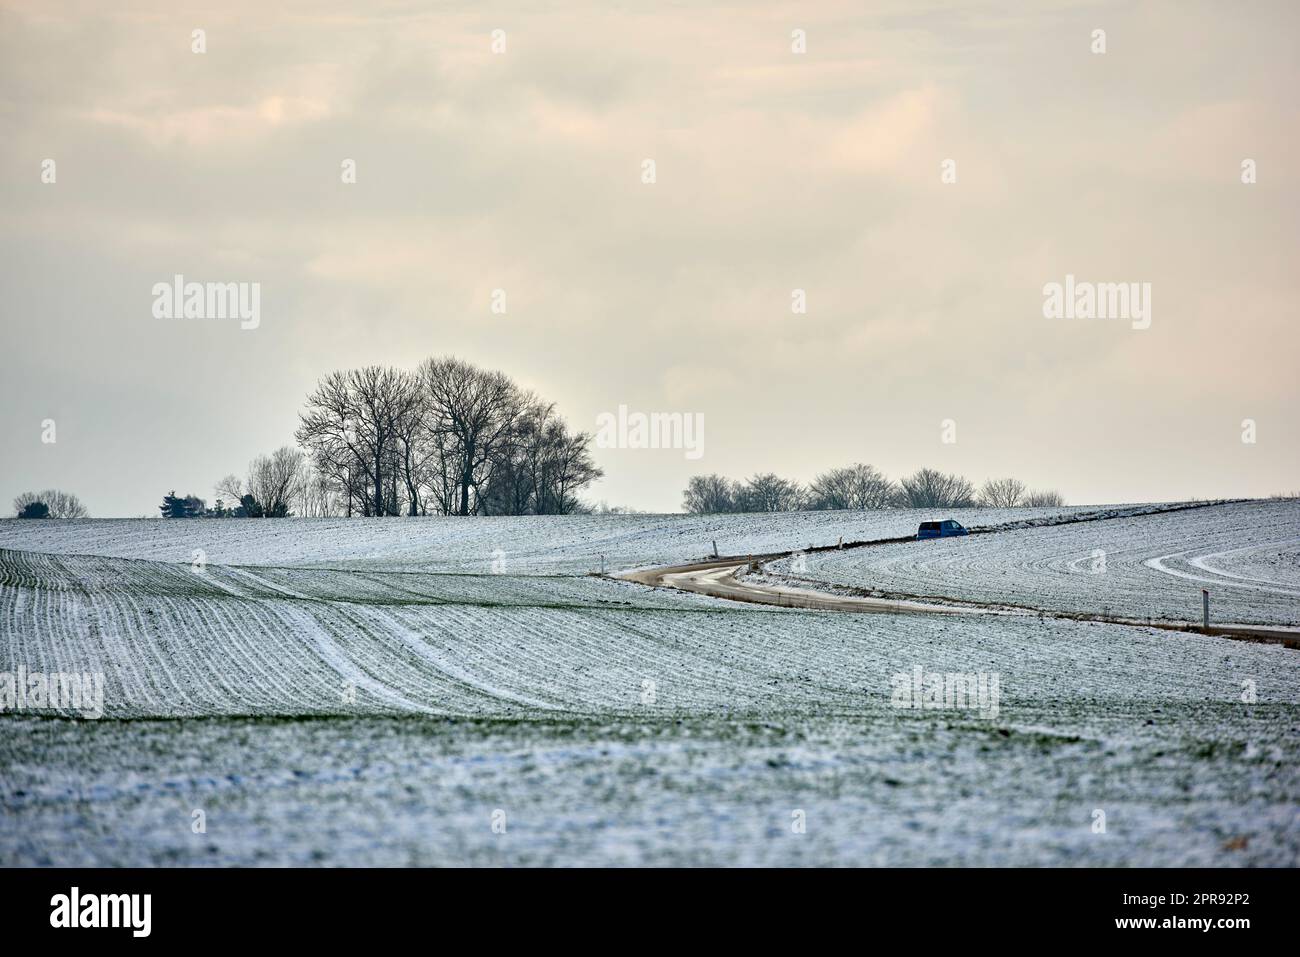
[
  {"xmin": 0, "ymin": 504, "xmax": 1137, "ymax": 574},
  {"xmin": 767, "ymin": 499, "xmax": 1300, "ymax": 627},
  {"xmin": 2, "ymin": 501, "xmax": 1297, "ymax": 865}
]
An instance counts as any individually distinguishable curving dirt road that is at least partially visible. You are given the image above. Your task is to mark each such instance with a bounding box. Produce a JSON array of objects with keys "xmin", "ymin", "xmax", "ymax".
[
  {"xmin": 624, "ymin": 559, "xmax": 1017, "ymax": 616},
  {"xmin": 620, "ymin": 554, "xmax": 1300, "ymax": 648}
]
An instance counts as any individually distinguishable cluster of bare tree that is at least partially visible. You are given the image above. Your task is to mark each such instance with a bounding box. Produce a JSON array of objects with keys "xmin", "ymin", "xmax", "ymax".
[
  {"xmin": 683, "ymin": 465, "xmax": 1065, "ymax": 513},
  {"xmin": 682, "ymin": 472, "xmax": 809, "ymax": 513},
  {"xmin": 294, "ymin": 357, "xmax": 602, "ymax": 517},
  {"xmin": 216, "ymin": 447, "xmax": 308, "ymax": 518},
  {"xmin": 12, "ymin": 489, "xmax": 89, "ymax": 519},
  {"xmin": 974, "ymin": 477, "xmax": 1065, "ymax": 509},
  {"xmin": 168, "ymin": 358, "xmax": 601, "ymax": 520}
]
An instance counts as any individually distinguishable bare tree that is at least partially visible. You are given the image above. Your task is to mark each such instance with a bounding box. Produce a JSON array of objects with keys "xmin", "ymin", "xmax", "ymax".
[
  {"xmin": 897, "ymin": 468, "xmax": 977, "ymax": 508},
  {"xmin": 479, "ymin": 398, "xmax": 603, "ymax": 515},
  {"xmin": 592, "ymin": 502, "xmax": 643, "ymax": 514},
  {"xmin": 391, "ymin": 372, "xmax": 431, "ymax": 516},
  {"xmin": 423, "ymin": 428, "xmax": 463, "ymax": 516},
  {"xmin": 249, "ymin": 446, "xmax": 306, "ymax": 517},
  {"xmin": 13, "ymin": 491, "xmax": 47, "ymax": 518},
  {"xmin": 418, "ymin": 357, "xmax": 526, "ymax": 516},
  {"xmin": 296, "ymin": 371, "xmax": 367, "ymax": 514},
  {"xmin": 1024, "ymin": 488, "xmax": 1066, "ymax": 507},
  {"xmin": 546, "ymin": 422, "xmax": 603, "ymax": 514},
  {"xmin": 215, "ymin": 448, "xmax": 306, "ymax": 517},
  {"xmin": 682, "ymin": 475, "xmax": 739, "ymax": 513},
  {"xmin": 499, "ymin": 400, "xmax": 554, "ymax": 515},
  {"xmin": 481, "ymin": 398, "xmax": 551, "ymax": 516},
  {"xmin": 737, "ymin": 473, "xmax": 805, "ymax": 512},
  {"xmin": 12, "ymin": 489, "xmax": 88, "ymax": 519},
  {"xmin": 46, "ymin": 490, "xmax": 89, "ymax": 518},
  {"xmin": 214, "ymin": 473, "xmax": 245, "ymax": 507},
  {"xmin": 294, "ymin": 465, "xmax": 344, "ymax": 517},
  {"xmin": 297, "ymin": 366, "xmax": 411, "ymax": 517},
  {"xmin": 295, "ymin": 357, "xmax": 598, "ymax": 518},
  {"xmin": 807, "ymin": 464, "xmax": 897, "ymax": 510},
  {"xmin": 978, "ymin": 477, "xmax": 1027, "ymax": 508}
]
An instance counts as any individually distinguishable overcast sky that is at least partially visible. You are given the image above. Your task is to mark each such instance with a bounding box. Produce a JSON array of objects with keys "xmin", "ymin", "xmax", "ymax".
[{"xmin": 2, "ymin": 0, "xmax": 1297, "ymax": 517}]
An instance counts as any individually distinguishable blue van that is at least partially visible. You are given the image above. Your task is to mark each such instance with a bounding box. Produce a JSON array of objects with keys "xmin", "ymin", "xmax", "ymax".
[{"xmin": 916, "ymin": 519, "xmax": 969, "ymax": 539}]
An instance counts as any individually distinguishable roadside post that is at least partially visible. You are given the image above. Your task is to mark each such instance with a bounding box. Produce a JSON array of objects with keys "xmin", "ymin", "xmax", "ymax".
[{"xmin": 1202, "ymin": 589, "xmax": 1210, "ymax": 632}]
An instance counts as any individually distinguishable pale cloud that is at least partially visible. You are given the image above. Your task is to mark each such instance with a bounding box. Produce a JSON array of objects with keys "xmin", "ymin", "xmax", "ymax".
[
  {"xmin": 824, "ymin": 86, "xmax": 943, "ymax": 172},
  {"xmin": 84, "ymin": 95, "xmax": 332, "ymax": 147},
  {"xmin": 662, "ymin": 364, "xmax": 744, "ymax": 406}
]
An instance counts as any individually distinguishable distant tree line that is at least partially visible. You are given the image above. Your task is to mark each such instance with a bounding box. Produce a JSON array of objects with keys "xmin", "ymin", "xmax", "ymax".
[
  {"xmin": 12, "ymin": 489, "xmax": 89, "ymax": 519},
  {"xmin": 682, "ymin": 466, "xmax": 1065, "ymax": 513},
  {"xmin": 159, "ymin": 356, "xmax": 603, "ymax": 519}
]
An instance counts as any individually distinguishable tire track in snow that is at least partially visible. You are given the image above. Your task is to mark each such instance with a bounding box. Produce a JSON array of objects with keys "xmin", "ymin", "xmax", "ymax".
[
  {"xmin": 270, "ymin": 602, "xmax": 436, "ymax": 715},
  {"xmin": 361, "ymin": 604, "xmax": 566, "ymax": 711},
  {"xmin": 1144, "ymin": 548, "xmax": 1300, "ymax": 598},
  {"xmin": 1185, "ymin": 538, "xmax": 1300, "ymax": 591}
]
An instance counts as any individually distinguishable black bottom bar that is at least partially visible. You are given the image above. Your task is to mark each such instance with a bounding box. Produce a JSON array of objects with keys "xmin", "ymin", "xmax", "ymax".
[{"xmin": 0, "ymin": 867, "xmax": 1288, "ymax": 944}]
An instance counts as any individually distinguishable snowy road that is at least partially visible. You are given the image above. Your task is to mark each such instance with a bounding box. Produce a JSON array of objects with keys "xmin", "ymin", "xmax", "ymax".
[{"xmin": 628, "ymin": 559, "xmax": 1012, "ymax": 616}]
